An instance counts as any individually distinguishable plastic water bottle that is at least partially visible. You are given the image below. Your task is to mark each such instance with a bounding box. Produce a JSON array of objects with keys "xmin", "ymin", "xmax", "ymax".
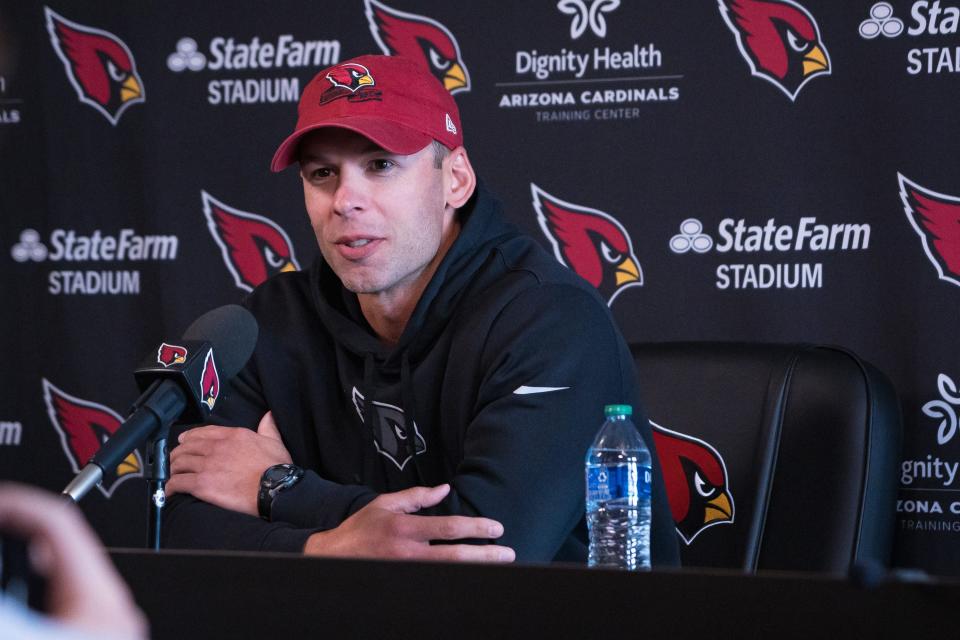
[{"xmin": 585, "ymin": 404, "xmax": 652, "ymax": 570}]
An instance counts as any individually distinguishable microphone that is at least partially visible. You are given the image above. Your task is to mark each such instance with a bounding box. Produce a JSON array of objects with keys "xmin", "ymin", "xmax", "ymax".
[{"xmin": 62, "ymin": 305, "xmax": 258, "ymax": 502}]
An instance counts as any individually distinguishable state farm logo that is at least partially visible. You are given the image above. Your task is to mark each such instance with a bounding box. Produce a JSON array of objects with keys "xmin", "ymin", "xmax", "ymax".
[
  {"xmin": 165, "ymin": 32, "xmax": 340, "ymax": 105},
  {"xmin": 166, "ymin": 38, "xmax": 207, "ymax": 72},
  {"xmin": 719, "ymin": 0, "xmax": 831, "ymax": 101},
  {"xmin": 500, "ymin": 1, "xmax": 680, "ymax": 124},
  {"xmin": 669, "ymin": 216, "xmax": 871, "ymax": 290},
  {"xmin": 858, "ymin": 1, "xmax": 960, "ymax": 75},
  {"xmin": 531, "ymin": 184, "xmax": 642, "ymax": 305},
  {"xmin": 899, "ymin": 173, "xmax": 960, "ymax": 288},
  {"xmin": 365, "ymin": 0, "xmax": 470, "ymax": 94},
  {"xmin": 45, "ymin": 7, "xmax": 145, "ymax": 125},
  {"xmin": 9, "ymin": 227, "xmax": 178, "ymax": 295},
  {"xmin": 202, "ymin": 191, "xmax": 300, "ymax": 292},
  {"xmin": 557, "ymin": 0, "xmax": 621, "ymax": 39},
  {"xmin": 669, "ymin": 219, "xmax": 713, "ymax": 254},
  {"xmin": 860, "ymin": 3, "xmax": 906, "ymax": 38}
]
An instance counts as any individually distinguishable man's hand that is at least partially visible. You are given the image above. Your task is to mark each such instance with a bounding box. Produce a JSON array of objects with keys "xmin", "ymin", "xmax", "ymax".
[
  {"xmin": 0, "ymin": 482, "xmax": 148, "ymax": 639},
  {"xmin": 167, "ymin": 411, "xmax": 291, "ymax": 516},
  {"xmin": 304, "ymin": 484, "xmax": 515, "ymax": 563}
]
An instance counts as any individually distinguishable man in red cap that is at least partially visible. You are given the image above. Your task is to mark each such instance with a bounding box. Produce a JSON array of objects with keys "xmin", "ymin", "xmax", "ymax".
[{"xmin": 164, "ymin": 55, "xmax": 679, "ymax": 566}]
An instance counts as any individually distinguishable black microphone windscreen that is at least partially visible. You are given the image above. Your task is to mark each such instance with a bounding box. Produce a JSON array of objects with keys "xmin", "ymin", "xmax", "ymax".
[{"xmin": 182, "ymin": 304, "xmax": 258, "ymax": 379}]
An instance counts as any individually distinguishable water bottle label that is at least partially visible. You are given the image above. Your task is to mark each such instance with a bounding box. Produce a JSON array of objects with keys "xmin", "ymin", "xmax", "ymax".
[{"xmin": 587, "ymin": 463, "xmax": 651, "ymax": 502}]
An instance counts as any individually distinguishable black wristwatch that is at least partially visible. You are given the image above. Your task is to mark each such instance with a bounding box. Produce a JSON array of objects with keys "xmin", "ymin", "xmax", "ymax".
[{"xmin": 257, "ymin": 463, "xmax": 304, "ymax": 521}]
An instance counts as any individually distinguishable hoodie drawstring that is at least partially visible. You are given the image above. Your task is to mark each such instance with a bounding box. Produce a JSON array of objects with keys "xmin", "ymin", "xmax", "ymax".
[
  {"xmin": 400, "ymin": 352, "xmax": 424, "ymax": 484},
  {"xmin": 360, "ymin": 352, "xmax": 377, "ymax": 488}
]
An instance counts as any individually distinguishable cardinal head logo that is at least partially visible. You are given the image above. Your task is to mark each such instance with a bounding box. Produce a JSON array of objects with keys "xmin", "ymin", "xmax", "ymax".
[
  {"xmin": 651, "ymin": 421, "xmax": 735, "ymax": 545},
  {"xmin": 45, "ymin": 7, "xmax": 145, "ymax": 124},
  {"xmin": 531, "ymin": 183, "xmax": 643, "ymax": 306},
  {"xmin": 718, "ymin": 0, "xmax": 830, "ymax": 101},
  {"xmin": 899, "ymin": 173, "xmax": 960, "ymax": 288},
  {"xmin": 42, "ymin": 379, "xmax": 143, "ymax": 498},
  {"xmin": 202, "ymin": 191, "xmax": 300, "ymax": 292},
  {"xmin": 200, "ymin": 349, "xmax": 220, "ymax": 411},
  {"xmin": 157, "ymin": 343, "xmax": 188, "ymax": 367},
  {"xmin": 352, "ymin": 387, "xmax": 426, "ymax": 471},
  {"xmin": 364, "ymin": 0, "xmax": 470, "ymax": 94},
  {"xmin": 326, "ymin": 62, "xmax": 375, "ymax": 92}
]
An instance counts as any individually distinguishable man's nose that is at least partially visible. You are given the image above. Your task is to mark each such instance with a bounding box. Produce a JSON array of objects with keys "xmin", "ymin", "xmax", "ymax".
[{"xmin": 333, "ymin": 172, "xmax": 364, "ymax": 216}]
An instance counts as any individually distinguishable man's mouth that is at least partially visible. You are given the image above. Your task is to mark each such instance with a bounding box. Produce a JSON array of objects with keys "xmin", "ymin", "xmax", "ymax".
[{"xmin": 334, "ymin": 236, "xmax": 383, "ymax": 260}]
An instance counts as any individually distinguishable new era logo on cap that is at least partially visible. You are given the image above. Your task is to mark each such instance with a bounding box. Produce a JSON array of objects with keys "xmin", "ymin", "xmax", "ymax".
[{"xmin": 445, "ymin": 113, "xmax": 457, "ymax": 134}]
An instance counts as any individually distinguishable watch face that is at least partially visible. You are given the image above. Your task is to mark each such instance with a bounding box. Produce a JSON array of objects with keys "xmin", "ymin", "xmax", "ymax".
[{"xmin": 264, "ymin": 465, "xmax": 292, "ymax": 486}]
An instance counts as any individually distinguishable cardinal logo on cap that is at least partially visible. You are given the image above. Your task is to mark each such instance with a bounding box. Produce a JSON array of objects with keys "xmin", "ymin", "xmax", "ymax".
[{"xmin": 320, "ymin": 63, "xmax": 382, "ymax": 104}]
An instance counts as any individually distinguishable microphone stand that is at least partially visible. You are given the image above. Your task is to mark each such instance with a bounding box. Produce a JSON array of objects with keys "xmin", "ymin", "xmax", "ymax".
[
  {"xmin": 144, "ymin": 427, "xmax": 171, "ymax": 551},
  {"xmin": 62, "ymin": 379, "xmax": 187, "ymax": 552}
]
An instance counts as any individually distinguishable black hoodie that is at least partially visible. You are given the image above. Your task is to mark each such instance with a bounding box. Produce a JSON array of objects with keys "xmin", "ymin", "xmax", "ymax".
[{"xmin": 164, "ymin": 183, "xmax": 680, "ymax": 565}]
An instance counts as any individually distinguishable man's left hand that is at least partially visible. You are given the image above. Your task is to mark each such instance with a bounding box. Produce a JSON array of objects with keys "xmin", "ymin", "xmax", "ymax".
[{"xmin": 167, "ymin": 411, "xmax": 291, "ymax": 516}]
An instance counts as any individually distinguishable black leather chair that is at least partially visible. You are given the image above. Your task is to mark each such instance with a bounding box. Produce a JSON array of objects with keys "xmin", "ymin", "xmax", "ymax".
[{"xmin": 631, "ymin": 342, "xmax": 902, "ymax": 574}]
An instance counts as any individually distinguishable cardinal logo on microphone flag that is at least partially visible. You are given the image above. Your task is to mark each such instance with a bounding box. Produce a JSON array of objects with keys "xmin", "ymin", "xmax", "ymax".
[
  {"xmin": 200, "ymin": 349, "xmax": 220, "ymax": 410},
  {"xmin": 42, "ymin": 379, "xmax": 143, "ymax": 498},
  {"xmin": 157, "ymin": 343, "xmax": 188, "ymax": 367}
]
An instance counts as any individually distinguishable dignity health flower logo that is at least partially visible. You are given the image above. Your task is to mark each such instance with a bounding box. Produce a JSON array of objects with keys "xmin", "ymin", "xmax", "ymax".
[
  {"xmin": 924, "ymin": 374, "xmax": 960, "ymax": 445},
  {"xmin": 557, "ymin": 0, "xmax": 620, "ymax": 39}
]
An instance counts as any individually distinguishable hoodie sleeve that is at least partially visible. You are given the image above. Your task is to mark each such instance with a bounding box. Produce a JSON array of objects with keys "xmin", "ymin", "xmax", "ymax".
[
  {"xmin": 434, "ymin": 283, "xmax": 680, "ymax": 565},
  {"xmin": 162, "ymin": 348, "xmax": 376, "ymax": 550}
]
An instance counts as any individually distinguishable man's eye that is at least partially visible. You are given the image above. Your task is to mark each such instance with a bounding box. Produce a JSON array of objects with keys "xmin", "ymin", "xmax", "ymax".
[
  {"xmin": 369, "ymin": 159, "xmax": 395, "ymax": 172},
  {"xmin": 310, "ymin": 168, "xmax": 332, "ymax": 179}
]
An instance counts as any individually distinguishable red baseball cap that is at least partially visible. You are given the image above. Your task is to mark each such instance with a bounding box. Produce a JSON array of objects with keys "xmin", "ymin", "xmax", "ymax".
[{"xmin": 271, "ymin": 54, "xmax": 464, "ymax": 172}]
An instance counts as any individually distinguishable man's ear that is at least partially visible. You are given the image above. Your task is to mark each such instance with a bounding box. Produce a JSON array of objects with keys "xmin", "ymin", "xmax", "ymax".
[{"xmin": 444, "ymin": 147, "xmax": 476, "ymax": 209}]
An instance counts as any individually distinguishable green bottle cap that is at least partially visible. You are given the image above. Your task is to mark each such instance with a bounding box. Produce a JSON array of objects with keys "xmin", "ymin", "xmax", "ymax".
[{"xmin": 604, "ymin": 404, "xmax": 633, "ymax": 417}]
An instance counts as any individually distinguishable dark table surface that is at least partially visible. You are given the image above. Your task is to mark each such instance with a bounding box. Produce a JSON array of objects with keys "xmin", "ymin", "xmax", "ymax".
[{"xmin": 108, "ymin": 549, "xmax": 960, "ymax": 639}]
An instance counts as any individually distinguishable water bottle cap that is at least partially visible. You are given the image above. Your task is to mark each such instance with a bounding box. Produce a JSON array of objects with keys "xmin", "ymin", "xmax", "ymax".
[{"xmin": 603, "ymin": 404, "xmax": 633, "ymax": 417}]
